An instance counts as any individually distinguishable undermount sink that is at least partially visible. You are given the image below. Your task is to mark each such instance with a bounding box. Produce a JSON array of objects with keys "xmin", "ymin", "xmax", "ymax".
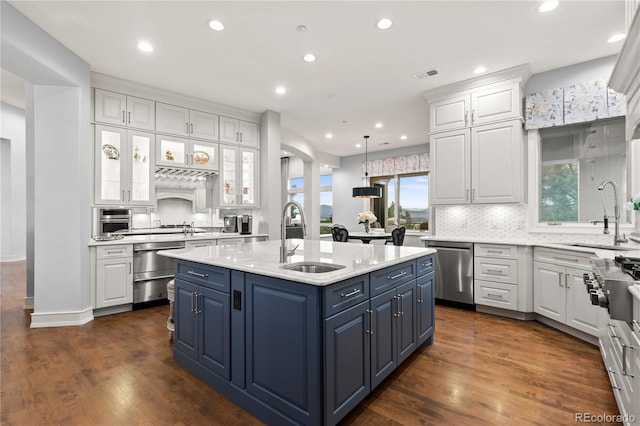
[
  {"xmin": 280, "ymin": 262, "xmax": 346, "ymax": 273},
  {"xmin": 563, "ymin": 242, "xmax": 632, "ymax": 251}
]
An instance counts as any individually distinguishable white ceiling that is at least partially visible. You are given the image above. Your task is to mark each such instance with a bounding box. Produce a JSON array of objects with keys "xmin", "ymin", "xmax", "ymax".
[{"xmin": 6, "ymin": 1, "xmax": 626, "ymax": 157}]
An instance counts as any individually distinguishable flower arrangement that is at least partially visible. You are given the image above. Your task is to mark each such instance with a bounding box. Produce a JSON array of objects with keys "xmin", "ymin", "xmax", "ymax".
[
  {"xmin": 624, "ymin": 192, "xmax": 640, "ymax": 211},
  {"xmin": 165, "ymin": 150, "xmax": 174, "ymax": 161},
  {"xmin": 357, "ymin": 211, "xmax": 377, "ymax": 233}
]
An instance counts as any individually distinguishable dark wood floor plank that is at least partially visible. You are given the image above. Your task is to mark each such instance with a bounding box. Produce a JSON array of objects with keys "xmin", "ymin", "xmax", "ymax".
[{"xmin": 1, "ymin": 261, "xmax": 619, "ymax": 425}]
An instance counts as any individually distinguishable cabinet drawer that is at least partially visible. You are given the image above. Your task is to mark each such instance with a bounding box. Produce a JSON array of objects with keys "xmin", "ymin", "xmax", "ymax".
[
  {"xmin": 176, "ymin": 260, "xmax": 230, "ymax": 293},
  {"xmin": 370, "ymin": 260, "xmax": 416, "ymax": 297},
  {"xmin": 323, "ymin": 275, "xmax": 370, "ymax": 318},
  {"xmin": 474, "ymin": 280, "xmax": 517, "ymax": 310},
  {"xmin": 417, "ymin": 255, "xmax": 435, "ymax": 276},
  {"xmin": 474, "ymin": 243, "xmax": 517, "ymax": 259},
  {"xmin": 97, "ymin": 244, "xmax": 133, "ymax": 259},
  {"xmin": 185, "ymin": 240, "xmax": 215, "ymax": 249},
  {"xmin": 474, "ymin": 257, "xmax": 518, "ymax": 284},
  {"xmin": 534, "ymin": 247, "xmax": 592, "ymax": 268}
]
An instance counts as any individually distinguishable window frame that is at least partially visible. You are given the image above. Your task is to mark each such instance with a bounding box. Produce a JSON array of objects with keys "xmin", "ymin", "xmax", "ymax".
[{"xmin": 370, "ymin": 171, "xmax": 429, "ymax": 231}]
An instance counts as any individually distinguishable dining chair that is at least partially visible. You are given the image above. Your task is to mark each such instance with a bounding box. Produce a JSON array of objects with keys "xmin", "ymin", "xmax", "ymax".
[
  {"xmin": 388, "ymin": 226, "xmax": 406, "ymax": 246},
  {"xmin": 331, "ymin": 225, "xmax": 349, "ymax": 242}
]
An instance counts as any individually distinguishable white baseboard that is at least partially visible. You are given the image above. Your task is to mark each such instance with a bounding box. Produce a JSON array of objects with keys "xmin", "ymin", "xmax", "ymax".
[
  {"xmin": 0, "ymin": 255, "xmax": 26, "ymax": 262},
  {"xmin": 30, "ymin": 307, "xmax": 94, "ymax": 328},
  {"xmin": 23, "ymin": 296, "xmax": 34, "ymax": 310}
]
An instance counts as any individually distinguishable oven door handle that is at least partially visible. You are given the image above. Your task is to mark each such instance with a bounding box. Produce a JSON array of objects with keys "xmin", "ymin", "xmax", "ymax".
[
  {"xmin": 134, "ymin": 274, "xmax": 175, "ymax": 282},
  {"xmin": 134, "ymin": 246, "xmax": 184, "ymax": 252}
]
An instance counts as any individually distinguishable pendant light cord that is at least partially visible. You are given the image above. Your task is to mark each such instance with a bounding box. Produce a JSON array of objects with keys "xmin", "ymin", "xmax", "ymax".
[{"xmin": 364, "ymin": 135, "xmax": 369, "ymax": 177}]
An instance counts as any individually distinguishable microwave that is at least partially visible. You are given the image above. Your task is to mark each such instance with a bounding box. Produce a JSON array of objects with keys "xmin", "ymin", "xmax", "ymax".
[{"xmin": 93, "ymin": 207, "xmax": 132, "ymax": 236}]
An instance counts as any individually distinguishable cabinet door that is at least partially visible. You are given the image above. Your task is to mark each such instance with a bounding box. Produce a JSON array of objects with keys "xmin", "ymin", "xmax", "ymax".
[
  {"xmin": 156, "ymin": 102, "xmax": 190, "ymax": 136},
  {"xmin": 429, "ymin": 94, "xmax": 469, "ymax": 132},
  {"xmin": 430, "ymin": 129, "xmax": 470, "ymax": 204},
  {"xmin": 220, "ymin": 145, "xmax": 238, "ymax": 206},
  {"xmin": 198, "ymin": 286, "xmax": 231, "ymax": 380},
  {"xmin": 191, "ymin": 141, "xmax": 218, "ymax": 171},
  {"xmin": 370, "ymin": 290, "xmax": 398, "ymax": 389},
  {"xmin": 533, "ymin": 261, "xmax": 566, "ymax": 323},
  {"xmin": 95, "ymin": 125, "xmax": 127, "ymax": 205},
  {"xmin": 156, "ymin": 134, "xmax": 190, "ymax": 167},
  {"xmin": 566, "ymin": 266, "xmax": 601, "ymax": 336},
  {"xmin": 396, "ymin": 281, "xmax": 417, "ymax": 364},
  {"xmin": 174, "ymin": 279, "xmax": 198, "ymax": 361},
  {"xmin": 127, "ymin": 130, "xmax": 155, "ymax": 206},
  {"xmin": 470, "ymin": 82, "xmax": 520, "ymax": 126},
  {"xmin": 126, "ymin": 96, "xmax": 155, "ymax": 131},
  {"xmin": 94, "ymin": 89, "xmax": 126, "ymax": 126},
  {"xmin": 417, "ymin": 272, "xmax": 434, "ymax": 345},
  {"xmin": 239, "ymin": 148, "xmax": 259, "ymax": 206},
  {"xmin": 95, "ymin": 257, "xmax": 132, "ymax": 308},
  {"xmin": 471, "ymin": 120, "xmax": 522, "ymax": 203},
  {"xmin": 219, "ymin": 116, "xmax": 239, "ymax": 144},
  {"xmin": 324, "ymin": 302, "xmax": 370, "ymax": 425},
  {"xmin": 238, "ymin": 120, "xmax": 259, "ymax": 148},
  {"xmin": 189, "ymin": 110, "xmax": 219, "ymax": 141}
]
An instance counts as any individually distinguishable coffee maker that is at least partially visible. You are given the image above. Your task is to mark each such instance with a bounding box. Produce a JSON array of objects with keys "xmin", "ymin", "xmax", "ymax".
[
  {"xmin": 239, "ymin": 215, "xmax": 253, "ymax": 235},
  {"xmin": 223, "ymin": 215, "xmax": 238, "ymax": 233}
]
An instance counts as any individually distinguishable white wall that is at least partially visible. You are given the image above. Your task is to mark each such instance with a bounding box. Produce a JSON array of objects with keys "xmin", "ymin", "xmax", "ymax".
[
  {"xmin": 0, "ymin": 102, "xmax": 27, "ymax": 261},
  {"xmin": 524, "ymin": 55, "xmax": 617, "ymax": 94}
]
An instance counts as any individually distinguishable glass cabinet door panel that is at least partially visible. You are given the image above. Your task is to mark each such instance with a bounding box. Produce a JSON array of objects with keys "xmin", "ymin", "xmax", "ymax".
[
  {"xmin": 241, "ymin": 150, "xmax": 256, "ymax": 205},
  {"xmin": 129, "ymin": 132, "xmax": 153, "ymax": 204},
  {"xmin": 221, "ymin": 146, "xmax": 237, "ymax": 205},
  {"xmin": 98, "ymin": 127, "xmax": 124, "ymax": 202},
  {"xmin": 192, "ymin": 142, "xmax": 218, "ymax": 171},
  {"xmin": 157, "ymin": 136, "xmax": 188, "ymax": 167}
]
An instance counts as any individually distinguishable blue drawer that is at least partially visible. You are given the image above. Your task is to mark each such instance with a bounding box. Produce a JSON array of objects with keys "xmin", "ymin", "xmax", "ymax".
[
  {"xmin": 323, "ymin": 275, "xmax": 369, "ymax": 318},
  {"xmin": 370, "ymin": 260, "xmax": 416, "ymax": 297},
  {"xmin": 176, "ymin": 260, "xmax": 230, "ymax": 293},
  {"xmin": 417, "ymin": 254, "xmax": 435, "ymax": 276}
]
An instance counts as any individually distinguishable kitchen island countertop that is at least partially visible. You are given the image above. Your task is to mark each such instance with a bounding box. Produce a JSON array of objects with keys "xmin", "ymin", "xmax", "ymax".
[{"xmin": 159, "ymin": 239, "xmax": 435, "ymax": 286}]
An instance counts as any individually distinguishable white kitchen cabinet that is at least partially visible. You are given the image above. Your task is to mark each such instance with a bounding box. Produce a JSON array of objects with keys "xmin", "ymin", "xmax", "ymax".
[
  {"xmin": 430, "ymin": 119, "xmax": 522, "ymax": 204},
  {"xmin": 155, "ymin": 102, "xmax": 219, "ymax": 141},
  {"xmin": 219, "ymin": 116, "xmax": 259, "ymax": 148},
  {"xmin": 94, "ymin": 125, "xmax": 155, "ymax": 206},
  {"xmin": 533, "ymin": 248, "xmax": 603, "ymax": 337},
  {"xmin": 95, "ymin": 244, "xmax": 133, "ymax": 308},
  {"xmin": 429, "ymin": 81, "xmax": 520, "ymax": 133},
  {"xmin": 156, "ymin": 134, "xmax": 218, "ymax": 171},
  {"xmin": 94, "ymin": 89, "xmax": 155, "ymax": 131},
  {"xmin": 219, "ymin": 144, "xmax": 259, "ymax": 207}
]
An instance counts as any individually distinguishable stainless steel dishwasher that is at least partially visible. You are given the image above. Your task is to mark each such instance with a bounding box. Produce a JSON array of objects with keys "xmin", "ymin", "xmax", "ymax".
[
  {"xmin": 425, "ymin": 241, "xmax": 474, "ymax": 306},
  {"xmin": 133, "ymin": 241, "xmax": 185, "ymax": 305}
]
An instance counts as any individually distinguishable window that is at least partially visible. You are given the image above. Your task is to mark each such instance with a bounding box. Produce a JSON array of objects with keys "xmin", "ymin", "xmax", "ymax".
[
  {"xmin": 288, "ymin": 174, "xmax": 333, "ymax": 234},
  {"xmin": 537, "ymin": 118, "xmax": 628, "ymax": 225},
  {"xmin": 370, "ymin": 172, "xmax": 429, "ymax": 231}
]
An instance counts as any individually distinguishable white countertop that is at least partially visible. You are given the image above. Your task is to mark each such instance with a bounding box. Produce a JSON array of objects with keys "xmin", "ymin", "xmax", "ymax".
[
  {"xmin": 88, "ymin": 232, "xmax": 268, "ymax": 246},
  {"xmin": 158, "ymin": 239, "xmax": 435, "ymax": 286}
]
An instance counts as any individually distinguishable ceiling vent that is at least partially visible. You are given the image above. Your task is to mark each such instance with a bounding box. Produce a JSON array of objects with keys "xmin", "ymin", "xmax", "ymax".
[{"xmin": 414, "ymin": 69, "xmax": 439, "ymax": 80}]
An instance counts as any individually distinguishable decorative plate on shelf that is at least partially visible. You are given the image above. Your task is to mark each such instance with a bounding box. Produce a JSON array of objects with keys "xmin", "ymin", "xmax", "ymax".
[
  {"xmin": 193, "ymin": 151, "xmax": 210, "ymax": 164},
  {"xmin": 102, "ymin": 144, "xmax": 120, "ymax": 160}
]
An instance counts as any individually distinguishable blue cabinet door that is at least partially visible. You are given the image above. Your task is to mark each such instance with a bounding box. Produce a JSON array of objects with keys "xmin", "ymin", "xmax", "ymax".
[
  {"xmin": 417, "ymin": 272, "xmax": 435, "ymax": 345},
  {"xmin": 397, "ymin": 281, "xmax": 418, "ymax": 364},
  {"xmin": 245, "ymin": 274, "xmax": 321, "ymax": 425},
  {"xmin": 370, "ymin": 289, "xmax": 397, "ymax": 389},
  {"xmin": 324, "ymin": 302, "xmax": 370, "ymax": 425},
  {"xmin": 174, "ymin": 279, "xmax": 198, "ymax": 360},
  {"xmin": 198, "ymin": 286, "xmax": 231, "ymax": 380}
]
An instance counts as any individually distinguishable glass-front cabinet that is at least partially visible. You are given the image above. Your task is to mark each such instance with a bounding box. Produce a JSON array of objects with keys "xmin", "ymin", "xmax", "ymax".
[
  {"xmin": 219, "ymin": 145, "xmax": 259, "ymax": 207},
  {"xmin": 94, "ymin": 125, "xmax": 155, "ymax": 206},
  {"xmin": 156, "ymin": 135, "xmax": 218, "ymax": 172}
]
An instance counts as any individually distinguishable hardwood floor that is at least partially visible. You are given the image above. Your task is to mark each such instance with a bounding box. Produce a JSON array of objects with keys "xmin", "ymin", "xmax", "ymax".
[{"xmin": 1, "ymin": 261, "xmax": 620, "ymax": 425}]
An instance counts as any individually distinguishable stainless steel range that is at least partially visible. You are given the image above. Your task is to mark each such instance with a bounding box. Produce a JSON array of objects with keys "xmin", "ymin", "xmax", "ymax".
[{"xmin": 584, "ymin": 256, "xmax": 639, "ymax": 322}]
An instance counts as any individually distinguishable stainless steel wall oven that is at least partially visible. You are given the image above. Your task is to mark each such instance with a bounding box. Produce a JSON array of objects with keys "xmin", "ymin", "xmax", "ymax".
[{"xmin": 93, "ymin": 207, "xmax": 132, "ymax": 236}]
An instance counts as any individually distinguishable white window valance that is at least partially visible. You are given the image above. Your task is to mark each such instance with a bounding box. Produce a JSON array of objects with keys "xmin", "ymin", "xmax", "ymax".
[{"xmin": 362, "ymin": 152, "xmax": 429, "ymax": 177}]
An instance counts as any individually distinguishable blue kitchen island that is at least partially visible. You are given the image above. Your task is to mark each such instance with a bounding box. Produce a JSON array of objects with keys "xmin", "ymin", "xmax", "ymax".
[{"xmin": 160, "ymin": 239, "xmax": 436, "ymax": 425}]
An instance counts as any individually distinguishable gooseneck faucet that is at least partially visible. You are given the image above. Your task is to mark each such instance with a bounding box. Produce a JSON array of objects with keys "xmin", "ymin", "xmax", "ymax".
[
  {"xmin": 280, "ymin": 200, "xmax": 306, "ymax": 263},
  {"xmin": 596, "ymin": 179, "xmax": 628, "ymax": 246}
]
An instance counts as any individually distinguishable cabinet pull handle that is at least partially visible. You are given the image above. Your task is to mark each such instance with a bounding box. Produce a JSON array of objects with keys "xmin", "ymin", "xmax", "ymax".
[
  {"xmin": 240, "ymin": 133, "xmax": 243, "ymax": 143},
  {"xmin": 122, "ymin": 110, "xmax": 125, "ymax": 123},
  {"xmin": 340, "ymin": 288, "xmax": 361, "ymax": 298},
  {"xmin": 421, "ymin": 262, "xmax": 432, "ymax": 268},
  {"xmin": 607, "ymin": 367, "xmax": 622, "ymax": 390},
  {"xmin": 366, "ymin": 309, "xmax": 374, "ymax": 335},
  {"xmin": 486, "ymin": 293, "xmax": 503, "ymax": 300},
  {"xmin": 471, "ymin": 109, "xmax": 476, "ymax": 124},
  {"xmin": 565, "ymin": 273, "xmax": 570, "ymax": 288},
  {"xmin": 121, "ymin": 189, "xmax": 125, "ymax": 202},
  {"xmin": 190, "ymin": 123, "xmax": 193, "ymax": 134},
  {"xmin": 187, "ymin": 270, "xmax": 208, "ymax": 279},
  {"xmin": 486, "ymin": 269, "xmax": 503, "ymax": 274},
  {"xmin": 608, "ymin": 323, "xmax": 620, "ymax": 339},
  {"xmin": 236, "ymin": 132, "xmax": 239, "ymax": 142},
  {"xmin": 417, "ymin": 284, "xmax": 423, "ymax": 303},
  {"xmin": 387, "ymin": 271, "xmax": 407, "ymax": 280},
  {"xmin": 558, "ymin": 273, "xmax": 564, "ymax": 287},
  {"xmin": 106, "ymin": 250, "xmax": 124, "ymax": 255},
  {"xmin": 128, "ymin": 111, "xmax": 131, "ymax": 124},
  {"xmin": 487, "ymin": 250, "xmax": 503, "ymax": 254},
  {"xmin": 622, "ymin": 344, "xmax": 634, "ymax": 377},
  {"xmin": 399, "ymin": 293, "xmax": 404, "ymax": 316},
  {"xmin": 552, "ymin": 256, "xmax": 579, "ymax": 263},
  {"xmin": 393, "ymin": 295, "xmax": 399, "ymax": 317},
  {"xmin": 129, "ymin": 262, "xmax": 132, "ymax": 274},
  {"xmin": 464, "ymin": 110, "xmax": 468, "ymax": 126},
  {"xmin": 191, "ymin": 292, "xmax": 196, "ymax": 313}
]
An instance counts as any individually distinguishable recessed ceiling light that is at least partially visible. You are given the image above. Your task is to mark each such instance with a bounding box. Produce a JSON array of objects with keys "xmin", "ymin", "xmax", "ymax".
[
  {"xmin": 303, "ymin": 53, "xmax": 316, "ymax": 63},
  {"xmin": 355, "ymin": 143, "xmax": 362, "ymax": 148},
  {"xmin": 297, "ymin": 25, "xmax": 307, "ymax": 32},
  {"xmin": 377, "ymin": 18, "xmax": 393, "ymax": 30},
  {"xmin": 275, "ymin": 86, "xmax": 286, "ymax": 95},
  {"xmin": 137, "ymin": 41, "xmax": 153, "ymax": 53},
  {"xmin": 325, "ymin": 133, "xmax": 333, "ymax": 139},
  {"xmin": 208, "ymin": 20, "xmax": 224, "ymax": 31},
  {"xmin": 400, "ymin": 135, "xmax": 407, "ymax": 140},
  {"xmin": 375, "ymin": 122, "xmax": 383, "ymax": 128},
  {"xmin": 538, "ymin": 1, "xmax": 558, "ymax": 13},
  {"xmin": 473, "ymin": 66, "xmax": 487, "ymax": 74},
  {"xmin": 608, "ymin": 33, "xmax": 626, "ymax": 43}
]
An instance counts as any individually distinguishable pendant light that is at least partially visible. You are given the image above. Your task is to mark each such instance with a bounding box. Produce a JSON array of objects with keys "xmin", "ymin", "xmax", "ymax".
[{"xmin": 352, "ymin": 135, "xmax": 382, "ymax": 198}]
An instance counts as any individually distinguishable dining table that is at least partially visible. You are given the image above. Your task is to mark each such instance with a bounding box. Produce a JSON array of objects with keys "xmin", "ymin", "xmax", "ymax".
[{"xmin": 348, "ymin": 232, "xmax": 392, "ymax": 244}]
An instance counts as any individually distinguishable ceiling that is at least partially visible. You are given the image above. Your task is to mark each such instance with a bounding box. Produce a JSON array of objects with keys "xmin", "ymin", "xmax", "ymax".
[{"xmin": 6, "ymin": 1, "xmax": 626, "ymax": 157}]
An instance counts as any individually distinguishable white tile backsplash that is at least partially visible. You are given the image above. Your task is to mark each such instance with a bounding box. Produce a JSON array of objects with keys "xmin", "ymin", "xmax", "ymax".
[{"xmin": 133, "ymin": 199, "xmax": 214, "ymax": 228}]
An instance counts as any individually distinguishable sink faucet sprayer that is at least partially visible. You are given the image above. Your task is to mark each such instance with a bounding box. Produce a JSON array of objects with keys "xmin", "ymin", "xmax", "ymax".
[
  {"xmin": 594, "ymin": 179, "xmax": 628, "ymax": 246},
  {"xmin": 280, "ymin": 200, "xmax": 306, "ymax": 263}
]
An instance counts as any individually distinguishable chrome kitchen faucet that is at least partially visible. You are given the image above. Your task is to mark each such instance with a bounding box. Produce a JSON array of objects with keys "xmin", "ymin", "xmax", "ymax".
[
  {"xmin": 594, "ymin": 179, "xmax": 628, "ymax": 246},
  {"xmin": 280, "ymin": 200, "xmax": 306, "ymax": 263}
]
